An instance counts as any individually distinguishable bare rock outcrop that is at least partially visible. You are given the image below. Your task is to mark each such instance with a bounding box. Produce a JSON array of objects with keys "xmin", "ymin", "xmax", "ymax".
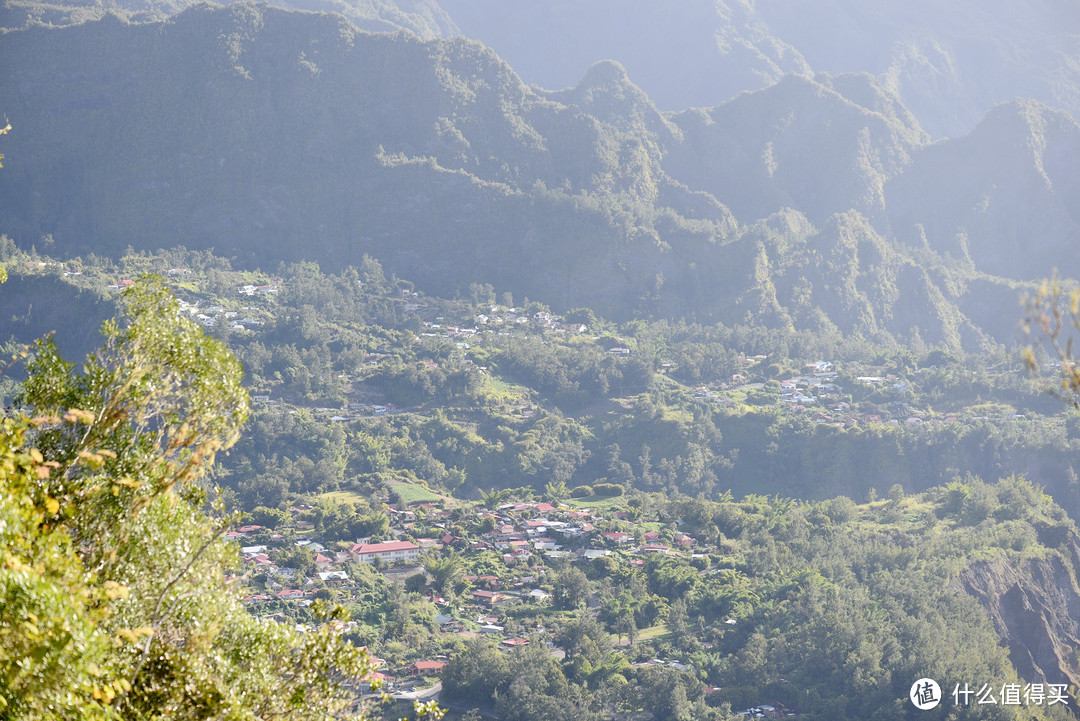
[{"xmin": 960, "ymin": 536, "xmax": 1080, "ymax": 694}]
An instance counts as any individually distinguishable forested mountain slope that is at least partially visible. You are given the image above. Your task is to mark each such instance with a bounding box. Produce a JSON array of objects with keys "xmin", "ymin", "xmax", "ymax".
[
  {"xmin": 1, "ymin": 3, "xmax": 1073, "ymax": 350},
  {"xmin": 14, "ymin": 0, "xmax": 1080, "ymax": 140}
]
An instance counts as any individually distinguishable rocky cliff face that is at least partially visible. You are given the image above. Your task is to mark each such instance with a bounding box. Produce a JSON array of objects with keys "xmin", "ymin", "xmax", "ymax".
[{"xmin": 960, "ymin": 538, "xmax": 1080, "ymax": 694}]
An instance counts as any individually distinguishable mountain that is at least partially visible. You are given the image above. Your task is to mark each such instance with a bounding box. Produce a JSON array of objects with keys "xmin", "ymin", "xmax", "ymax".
[
  {"xmin": 664, "ymin": 72, "xmax": 928, "ymax": 226},
  {"xmin": 0, "ymin": 0, "xmax": 456, "ymax": 37},
  {"xmin": 0, "ymin": 3, "xmax": 1070, "ymax": 349},
  {"xmin": 7, "ymin": 0, "xmax": 1080, "ymax": 139},
  {"xmin": 1, "ymin": 5, "xmax": 737, "ymax": 320},
  {"xmin": 753, "ymin": 0, "xmax": 1080, "ymax": 138},
  {"xmin": 438, "ymin": 0, "xmax": 1080, "ymax": 139},
  {"xmin": 437, "ymin": 0, "xmax": 810, "ymax": 111},
  {"xmin": 886, "ymin": 100, "xmax": 1080, "ymax": 280}
]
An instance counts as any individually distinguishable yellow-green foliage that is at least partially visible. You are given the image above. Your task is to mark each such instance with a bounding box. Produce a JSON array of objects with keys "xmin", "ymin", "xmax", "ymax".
[{"xmin": 0, "ymin": 278, "xmax": 378, "ymax": 719}]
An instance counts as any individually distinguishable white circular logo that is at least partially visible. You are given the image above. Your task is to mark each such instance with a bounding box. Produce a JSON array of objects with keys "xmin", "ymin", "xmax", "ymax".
[{"xmin": 910, "ymin": 678, "xmax": 941, "ymax": 710}]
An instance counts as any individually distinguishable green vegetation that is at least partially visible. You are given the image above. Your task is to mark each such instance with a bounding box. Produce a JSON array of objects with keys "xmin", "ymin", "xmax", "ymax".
[
  {"xmin": 0, "ymin": 5, "xmax": 1064, "ymax": 350},
  {"xmin": 0, "ymin": 279, "xmax": 380, "ymax": 718},
  {"xmin": 3, "ymin": 254, "xmax": 1078, "ymax": 720},
  {"xmin": 388, "ymin": 481, "xmax": 444, "ymax": 505},
  {"xmin": 4, "ymin": 247, "xmax": 1079, "ymax": 519},
  {"xmin": 3, "ymin": 9, "xmax": 1080, "ymax": 717}
]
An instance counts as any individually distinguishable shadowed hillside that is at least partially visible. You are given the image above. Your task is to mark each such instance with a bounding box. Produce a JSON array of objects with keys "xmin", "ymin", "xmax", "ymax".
[{"xmin": 0, "ymin": 3, "xmax": 1072, "ymax": 348}]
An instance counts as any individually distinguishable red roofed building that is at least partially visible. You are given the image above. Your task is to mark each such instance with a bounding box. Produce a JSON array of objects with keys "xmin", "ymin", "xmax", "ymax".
[
  {"xmin": 501, "ymin": 638, "xmax": 529, "ymax": 647},
  {"xmin": 473, "ymin": 590, "xmax": 506, "ymax": 606},
  {"xmin": 408, "ymin": 660, "xmax": 446, "ymax": 676},
  {"xmin": 349, "ymin": 540, "xmax": 420, "ymax": 565}
]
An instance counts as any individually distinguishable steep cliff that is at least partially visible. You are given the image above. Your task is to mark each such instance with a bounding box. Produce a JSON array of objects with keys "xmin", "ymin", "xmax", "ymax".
[{"xmin": 961, "ymin": 538, "xmax": 1080, "ymax": 695}]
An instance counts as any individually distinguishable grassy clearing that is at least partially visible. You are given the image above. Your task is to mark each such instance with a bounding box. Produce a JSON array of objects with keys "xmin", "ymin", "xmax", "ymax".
[
  {"xmin": 488, "ymin": 376, "xmax": 524, "ymax": 397},
  {"xmin": 387, "ymin": 480, "xmax": 443, "ymax": 504},
  {"xmin": 567, "ymin": 495, "xmax": 627, "ymax": 510},
  {"xmin": 635, "ymin": 624, "xmax": 669, "ymax": 642},
  {"xmin": 318, "ymin": 490, "xmax": 368, "ymax": 505}
]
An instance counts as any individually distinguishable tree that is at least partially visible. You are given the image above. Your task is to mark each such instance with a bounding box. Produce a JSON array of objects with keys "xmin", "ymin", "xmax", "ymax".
[
  {"xmin": 1024, "ymin": 276, "xmax": 1080, "ymax": 407},
  {"xmin": 552, "ymin": 567, "xmax": 590, "ymax": 610},
  {"xmin": 544, "ymin": 479, "xmax": 568, "ymax": 503},
  {"xmin": 665, "ymin": 598, "xmax": 689, "ymax": 645},
  {"xmin": 1, "ymin": 277, "xmax": 382, "ymax": 719},
  {"xmin": 424, "ymin": 552, "xmax": 462, "ymax": 595},
  {"xmin": 480, "ymin": 486, "xmax": 512, "ymax": 509},
  {"xmin": 405, "ymin": 572, "xmax": 428, "ymax": 594}
]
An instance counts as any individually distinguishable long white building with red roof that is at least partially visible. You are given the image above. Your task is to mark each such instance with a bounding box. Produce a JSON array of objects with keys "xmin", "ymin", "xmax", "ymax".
[{"xmin": 349, "ymin": 540, "xmax": 420, "ymax": 565}]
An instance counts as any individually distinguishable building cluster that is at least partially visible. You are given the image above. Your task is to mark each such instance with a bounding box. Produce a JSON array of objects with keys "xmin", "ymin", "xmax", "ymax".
[{"xmin": 225, "ymin": 494, "xmax": 713, "ymax": 698}]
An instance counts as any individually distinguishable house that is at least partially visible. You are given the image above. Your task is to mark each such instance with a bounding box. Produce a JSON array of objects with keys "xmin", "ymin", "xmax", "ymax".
[
  {"xmin": 314, "ymin": 553, "xmax": 333, "ymax": 571},
  {"xmin": 601, "ymin": 532, "xmax": 632, "ymax": 545},
  {"xmin": 434, "ymin": 614, "xmax": 462, "ymax": 631},
  {"xmin": 408, "ymin": 661, "xmax": 446, "ymax": 677},
  {"xmin": 349, "ymin": 540, "xmax": 420, "ymax": 565},
  {"xmin": 362, "ymin": 672, "xmax": 393, "ymax": 691},
  {"xmin": 466, "ymin": 575, "xmax": 501, "ymax": 586},
  {"xmin": 501, "ymin": 638, "xmax": 529, "ymax": 648},
  {"xmin": 639, "ymin": 544, "xmax": 670, "ymax": 554},
  {"xmin": 242, "ymin": 594, "xmax": 273, "ymax": 604},
  {"xmin": 674, "ymin": 533, "xmax": 695, "ymax": 548},
  {"xmin": 318, "ymin": 571, "xmax": 349, "ymax": 583},
  {"xmin": 277, "ymin": 589, "xmax": 304, "ymax": 600},
  {"xmin": 472, "ymin": 590, "xmax": 506, "ymax": 606}
]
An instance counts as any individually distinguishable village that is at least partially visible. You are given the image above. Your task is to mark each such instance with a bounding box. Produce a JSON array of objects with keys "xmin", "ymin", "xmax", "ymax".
[
  {"xmin": 226, "ymin": 490, "xmax": 796, "ymax": 718},
  {"xmin": 12, "ymin": 257, "xmax": 1013, "ymax": 435}
]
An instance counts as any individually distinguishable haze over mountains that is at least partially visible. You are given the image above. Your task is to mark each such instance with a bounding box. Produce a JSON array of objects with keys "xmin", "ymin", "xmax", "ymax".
[
  {"xmin": 2, "ymin": 0, "xmax": 1079, "ymax": 350},
  {"xmin": 441, "ymin": 0, "xmax": 1080, "ymax": 139},
  {"xmin": 10, "ymin": 0, "xmax": 1079, "ymax": 139}
]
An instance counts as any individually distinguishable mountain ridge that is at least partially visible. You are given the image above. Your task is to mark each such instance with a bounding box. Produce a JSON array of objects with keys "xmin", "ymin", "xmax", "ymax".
[{"xmin": 0, "ymin": 3, "xmax": 1069, "ymax": 350}]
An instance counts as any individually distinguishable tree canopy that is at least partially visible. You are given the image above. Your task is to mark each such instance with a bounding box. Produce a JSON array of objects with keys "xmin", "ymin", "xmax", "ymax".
[{"xmin": 0, "ymin": 277, "xmax": 381, "ymax": 719}]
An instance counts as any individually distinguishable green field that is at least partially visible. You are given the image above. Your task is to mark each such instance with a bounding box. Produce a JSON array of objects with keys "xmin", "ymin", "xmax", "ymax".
[
  {"xmin": 318, "ymin": 490, "xmax": 368, "ymax": 505},
  {"xmin": 387, "ymin": 480, "xmax": 443, "ymax": 504},
  {"xmin": 567, "ymin": 495, "xmax": 627, "ymax": 510}
]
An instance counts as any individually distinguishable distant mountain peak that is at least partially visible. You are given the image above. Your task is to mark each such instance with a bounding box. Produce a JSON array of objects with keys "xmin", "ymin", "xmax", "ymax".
[
  {"xmin": 579, "ymin": 58, "xmax": 630, "ymax": 87},
  {"xmin": 544, "ymin": 58, "xmax": 680, "ymax": 143}
]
